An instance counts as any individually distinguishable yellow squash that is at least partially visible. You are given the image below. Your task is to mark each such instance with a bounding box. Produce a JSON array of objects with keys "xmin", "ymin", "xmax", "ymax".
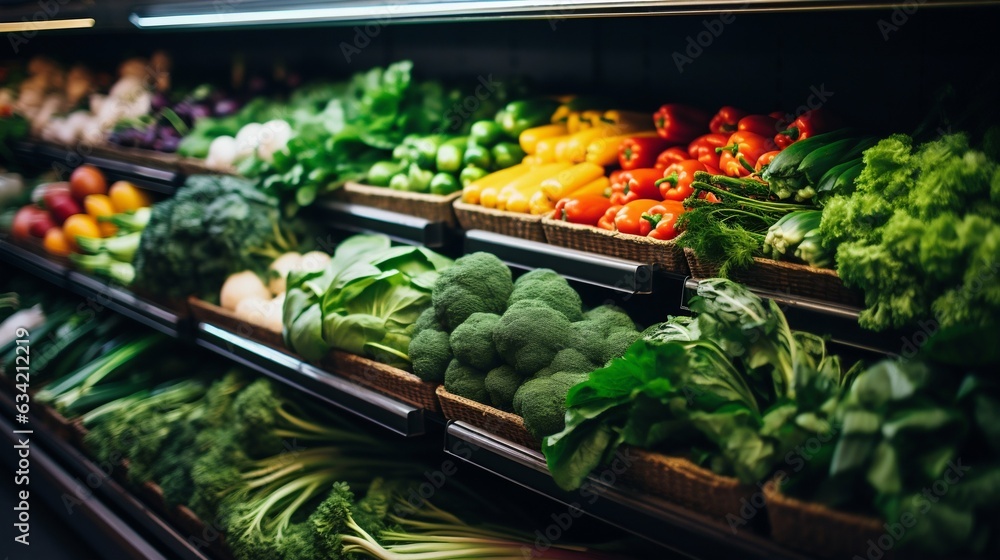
[
  {"xmin": 519, "ymin": 123, "xmax": 567, "ymax": 154},
  {"xmin": 495, "ymin": 162, "xmax": 573, "ymax": 213},
  {"xmin": 540, "ymin": 162, "xmax": 605, "ymax": 200},
  {"xmin": 462, "ymin": 164, "xmax": 530, "ymax": 204},
  {"xmin": 584, "ymin": 130, "xmax": 658, "ymax": 166}
]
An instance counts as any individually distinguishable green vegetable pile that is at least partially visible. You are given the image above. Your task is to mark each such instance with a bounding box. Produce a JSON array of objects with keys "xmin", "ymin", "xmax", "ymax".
[
  {"xmin": 365, "ymin": 99, "xmax": 557, "ymax": 195},
  {"xmin": 542, "ymin": 278, "xmax": 857, "ymax": 491},
  {"xmin": 282, "ymin": 234, "xmax": 453, "ymax": 368},
  {"xmin": 408, "ymin": 252, "xmax": 641, "ymax": 439},
  {"xmin": 820, "ymin": 132, "xmax": 1000, "ymax": 331},
  {"xmin": 133, "ymin": 174, "xmax": 309, "ymax": 300},
  {"xmin": 783, "ymin": 358, "xmax": 1000, "ymax": 557}
]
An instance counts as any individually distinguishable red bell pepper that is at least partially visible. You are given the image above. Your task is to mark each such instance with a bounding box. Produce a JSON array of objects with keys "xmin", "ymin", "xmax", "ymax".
[
  {"xmin": 737, "ymin": 114, "xmax": 781, "ymax": 138},
  {"xmin": 686, "ymin": 133, "xmax": 728, "ymax": 169},
  {"xmin": 618, "ymin": 137, "xmax": 672, "ymax": 170},
  {"xmin": 598, "ymin": 204, "xmax": 622, "ymax": 230},
  {"xmin": 608, "ymin": 169, "xmax": 625, "ymax": 186},
  {"xmin": 654, "ymin": 147, "xmax": 689, "ymax": 169},
  {"xmin": 614, "ymin": 199, "xmax": 662, "ymax": 235},
  {"xmin": 551, "ymin": 195, "xmax": 613, "ymax": 226},
  {"xmin": 656, "ymin": 160, "xmax": 706, "ymax": 201},
  {"xmin": 754, "ymin": 150, "xmax": 781, "ymax": 172},
  {"xmin": 610, "ymin": 168, "xmax": 664, "ymax": 205},
  {"xmin": 642, "ymin": 201, "xmax": 685, "ymax": 240},
  {"xmin": 775, "ymin": 108, "xmax": 840, "ymax": 146},
  {"xmin": 653, "ymin": 104, "xmax": 712, "ymax": 144},
  {"xmin": 717, "ymin": 131, "xmax": 778, "ymax": 177},
  {"xmin": 709, "ymin": 106, "xmax": 748, "ymax": 135}
]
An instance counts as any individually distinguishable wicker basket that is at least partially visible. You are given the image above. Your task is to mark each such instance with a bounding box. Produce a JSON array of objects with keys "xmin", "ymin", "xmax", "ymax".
[
  {"xmin": 453, "ymin": 201, "xmax": 546, "ymax": 242},
  {"xmin": 435, "ymin": 386, "xmax": 540, "ymax": 449},
  {"xmin": 619, "ymin": 450, "xmax": 755, "ymax": 522},
  {"xmin": 337, "ymin": 182, "xmax": 462, "ymax": 227},
  {"xmin": 684, "ymin": 248, "xmax": 863, "ymax": 307},
  {"xmin": 541, "ymin": 217, "xmax": 689, "ymax": 274},
  {"xmin": 189, "ymin": 297, "xmax": 440, "ymax": 411},
  {"xmin": 764, "ymin": 479, "xmax": 888, "ymax": 559},
  {"xmin": 187, "ymin": 297, "xmax": 289, "ymax": 353},
  {"xmin": 320, "ymin": 351, "xmax": 440, "ymax": 412}
]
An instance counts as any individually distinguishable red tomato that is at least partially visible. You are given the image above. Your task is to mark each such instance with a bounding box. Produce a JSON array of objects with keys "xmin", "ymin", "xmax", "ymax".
[{"xmin": 69, "ymin": 165, "xmax": 108, "ymax": 202}]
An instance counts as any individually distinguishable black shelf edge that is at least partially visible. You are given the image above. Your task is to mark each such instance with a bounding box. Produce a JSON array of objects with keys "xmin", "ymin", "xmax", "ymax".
[
  {"xmin": 0, "ymin": 395, "xmax": 209, "ymax": 560},
  {"xmin": 0, "ymin": 240, "xmax": 70, "ymax": 289},
  {"xmin": 464, "ymin": 229, "xmax": 653, "ymax": 294},
  {"xmin": 444, "ymin": 421, "xmax": 812, "ymax": 560},
  {"xmin": 64, "ymin": 272, "xmax": 186, "ymax": 338},
  {"xmin": 311, "ymin": 199, "xmax": 447, "ymax": 247},
  {"xmin": 682, "ymin": 278, "xmax": 900, "ymax": 356},
  {"xmin": 195, "ymin": 323, "xmax": 425, "ymax": 437}
]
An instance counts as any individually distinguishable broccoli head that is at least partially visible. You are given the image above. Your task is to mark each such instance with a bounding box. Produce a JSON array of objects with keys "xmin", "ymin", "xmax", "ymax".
[
  {"xmin": 512, "ymin": 372, "xmax": 588, "ymax": 439},
  {"xmin": 414, "ymin": 307, "xmax": 444, "ymax": 334},
  {"xmin": 444, "ymin": 359, "xmax": 489, "ymax": 403},
  {"xmin": 534, "ymin": 348, "xmax": 597, "ymax": 379},
  {"xmin": 449, "ymin": 312, "xmax": 502, "ymax": 371},
  {"xmin": 493, "ymin": 299, "xmax": 574, "ymax": 376},
  {"xmin": 583, "ymin": 304, "xmax": 638, "ymax": 331},
  {"xmin": 568, "ymin": 320, "xmax": 609, "ymax": 365},
  {"xmin": 408, "ymin": 329, "xmax": 452, "ymax": 382},
  {"xmin": 484, "ymin": 365, "xmax": 523, "ymax": 412},
  {"xmin": 432, "ymin": 252, "xmax": 513, "ymax": 331},
  {"xmin": 508, "ymin": 269, "xmax": 583, "ymax": 321},
  {"xmin": 604, "ymin": 328, "xmax": 641, "ymax": 364}
]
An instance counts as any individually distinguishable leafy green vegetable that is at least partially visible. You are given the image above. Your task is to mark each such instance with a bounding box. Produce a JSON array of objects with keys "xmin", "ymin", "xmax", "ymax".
[{"xmin": 820, "ymin": 133, "xmax": 1000, "ymax": 331}]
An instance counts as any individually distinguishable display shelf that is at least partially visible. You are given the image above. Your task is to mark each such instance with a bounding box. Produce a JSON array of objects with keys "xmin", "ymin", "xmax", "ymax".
[
  {"xmin": 127, "ymin": 0, "xmax": 1000, "ymax": 29},
  {"xmin": 464, "ymin": 229, "xmax": 654, "ymax": 293},
  {"xmin": 311, "ymin": 199, "xmax": 449, "ymax": 248},
  {"xmin": 0, "ymin": 239, "xmax": 70, "ymax": 289},
  {"xmin": 12, "ymin": 140, "xmax": 182, "ymax": 195},
  {"xmin": 195, "ymin": 323, "xmax": 426, "ymax": 437},
  {"xmin": 444, "ymin": 421, "xmax": 811, "ymax": 560},
  {"xmin": 681, "ymin": 278, "xmax": 900, "ymax": 356},
  {"xmin": 0, "ymin": 395, "xmax": 209, "ymax": 560},
  {"xmin": 64, "ymin": 272, "xmax": 188, "ymax": 338}
]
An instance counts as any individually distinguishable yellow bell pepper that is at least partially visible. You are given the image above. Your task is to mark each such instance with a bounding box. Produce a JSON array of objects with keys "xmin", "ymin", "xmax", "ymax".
[
  {"xmin": 519, "ymin": 123, "xmax": 567, "ymax": 154},
  {"xmin": 495, "ymin": 162, "xmax": 572, "ymax": 212},
  {"xmin": 462, "ymin": 164, "xmax": 530, "ymax": 204},
  {"xmin": 584, "ymin": 130, "xmax": 658, "ymax": 166},
  {"xmin": 540, "ymin": 162, "xmax": 605, "ymax": 200}
]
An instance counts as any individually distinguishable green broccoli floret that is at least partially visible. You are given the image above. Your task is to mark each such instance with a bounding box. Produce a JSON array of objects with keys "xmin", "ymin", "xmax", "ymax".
[
  {"xmin": 493, "ymin": 299, "xmax": 574, "ymax": 376},
  {"xmin": 408, "ymin": 329, "xmax": 452, "ymax": 382},
  {"xmin": 449, "ymin": 312, "xmax": 501, "ymax": 371},
  {"xmin": 508, "ymin": 269, "xmax": 583, "ymax": 321},
  {"xmin": 484, "ymin": 365, "xmax": 523, "ymax": 412},
  {"xmin": 512, "ymin": 372, "xmax": 588, "ymax": 439},
  {"xmin": 414, "ymin": 307, "xmax": 444, "ymax": 334},
  {"xmin": 444, "ymin": 359, "xmax": 489, "ymax": 403},
  {"xmin": 568, "ymin": 320, "xmax": 609, "ymax": 365},
  {"xmin": 534, "ymin": 348, "xmax": 597, "ymax": 379},
  {"xmin": 583, "ymin": 304, "xmax": 638, "ymax": 331},
  {"xmin": 432, "ymin": 252, "xmax": 513, "ymax": 330},
  {"xmin": 604, "ymin": 328, "xmax": 641, "ymax": 364}
]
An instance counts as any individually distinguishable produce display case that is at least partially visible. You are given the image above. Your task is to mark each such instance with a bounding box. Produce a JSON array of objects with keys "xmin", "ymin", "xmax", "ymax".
[{"xmin": 2, "ymin": 1, "xmax": 999, "ymax": 559}]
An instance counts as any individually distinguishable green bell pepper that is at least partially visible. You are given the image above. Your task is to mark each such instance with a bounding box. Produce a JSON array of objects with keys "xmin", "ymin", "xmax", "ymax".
[
  {"xmin": 414, "ymin": 135, "xmax": 447, "ymax": 168},
  {"xmin": 435, "ymin": 136, "xmax": 468, "ymax": 173},
  {"xmin": 460, "ymin": 166, "xmax": 489, "ymax": 187},
  {"xmin": 407, "ymin": 163, "xmax": 434, "ymax": 193},
  {"xmin": 463, "ymin": 144, "xmax": 492, "ymax": 169},
  {"xmin": 491, "ymin": 142, "xmax": 526, "ymax": 170},
  {"xmin": 367, "ymin": 161, "xmax": 405, "ymax": 187},
  {"xmin": 497, "ymin": 99, "xmax": 561, "ymax": 137},
  {"xmin": 389, "ymin": 173, "xmax": 410, "ymax": 191},
  {"xmin": 430, "ymin": 173, "xmax": 461, "ymax": 196},
  {"xmin": 470, "ymin": 121, "xmax": 504, "ymax": 147}
]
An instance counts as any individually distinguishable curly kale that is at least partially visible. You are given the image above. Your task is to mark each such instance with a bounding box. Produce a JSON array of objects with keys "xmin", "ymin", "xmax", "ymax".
[{"xmin": 133, "ymin": 174, "xmax": 309, "ymax": 300}]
